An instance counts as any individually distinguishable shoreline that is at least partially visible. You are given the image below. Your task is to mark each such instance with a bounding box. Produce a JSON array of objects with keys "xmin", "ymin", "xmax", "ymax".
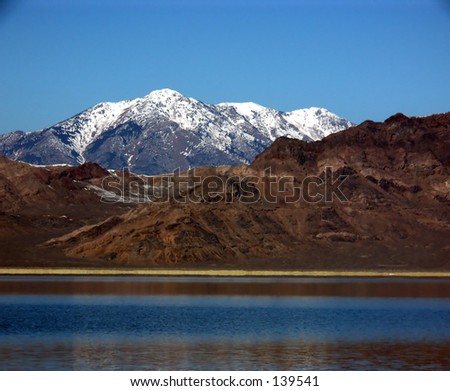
[{"xmin": 1, "ymin": 267, "xmax": 450, "ymax": 278}]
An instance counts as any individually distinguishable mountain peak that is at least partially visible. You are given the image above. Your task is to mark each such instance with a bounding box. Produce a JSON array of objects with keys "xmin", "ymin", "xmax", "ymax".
[
  {"xmin": 144, "ymin": 88, "xmax": 185, "ymax": 101},
  {"xmin": 384, "ymin": 112, "xmax": 410, "ymax": 124}
]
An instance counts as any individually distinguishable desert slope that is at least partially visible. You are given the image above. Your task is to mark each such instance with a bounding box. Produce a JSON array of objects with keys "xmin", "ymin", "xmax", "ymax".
[
  {"xmin": 0, "ymin": 158, "xmax": 132, "ymax": 266},
  {"xmin": 45, "ymin": 112, "xmax": 450, "ymax": 270}
]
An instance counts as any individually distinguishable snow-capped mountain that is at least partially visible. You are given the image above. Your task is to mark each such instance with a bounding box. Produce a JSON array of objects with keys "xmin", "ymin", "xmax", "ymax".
[{"xmin": 0, "ymin": 89, "xmax": 353, "ymax": 174}]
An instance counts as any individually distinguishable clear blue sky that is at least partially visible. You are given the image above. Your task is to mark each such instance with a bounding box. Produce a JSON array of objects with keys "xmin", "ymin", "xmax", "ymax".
[{"xmin": 0, "ymin": 0, "xmax": 449, "ymax": 133}]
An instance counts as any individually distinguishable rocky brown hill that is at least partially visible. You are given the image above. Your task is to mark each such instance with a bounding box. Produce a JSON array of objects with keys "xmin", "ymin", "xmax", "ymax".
[
  {"xmin": 0, "ymin": 158, "xmax": 132, "ymax": 266},
  {"xmin": 42, "ymin": 112, "xmax": 450, "ymax": 271}
]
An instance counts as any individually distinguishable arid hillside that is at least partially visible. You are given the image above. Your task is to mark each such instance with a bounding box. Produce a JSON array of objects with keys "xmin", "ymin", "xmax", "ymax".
[
  {"xmin": 0, "ymin": 158, "xmax": 132, "ymax": 266},
  {"xmin": 40, "ymin": 112, "xmax": 450, "ymax": 270}
]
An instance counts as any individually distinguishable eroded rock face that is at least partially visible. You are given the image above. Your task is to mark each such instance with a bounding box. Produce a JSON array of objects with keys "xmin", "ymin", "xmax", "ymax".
[{"xmin": 44, "ymin": 112, "xmax": 450, "ymax": 269}]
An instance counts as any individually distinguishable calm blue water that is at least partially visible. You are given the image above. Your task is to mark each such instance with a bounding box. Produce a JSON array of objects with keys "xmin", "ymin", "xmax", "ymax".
[{"xmin": 1, "ymin": 277, "xmax": 450, "ymax": 370}]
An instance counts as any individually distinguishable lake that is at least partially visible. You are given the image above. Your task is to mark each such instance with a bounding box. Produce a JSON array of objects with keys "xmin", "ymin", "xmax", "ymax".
[{"xmin": 1, "ymin": 276, "xmax": 450, "ymax": 370}]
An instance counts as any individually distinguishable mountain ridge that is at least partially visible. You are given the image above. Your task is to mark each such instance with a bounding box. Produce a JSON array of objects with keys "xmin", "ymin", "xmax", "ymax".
[{"xmin": 0, "ymin": 89, "xmax": 352, "ymax": 174}]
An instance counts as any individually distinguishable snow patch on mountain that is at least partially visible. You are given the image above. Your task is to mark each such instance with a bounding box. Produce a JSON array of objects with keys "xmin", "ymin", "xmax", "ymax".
[
  {"xmin": 284, "ymin": 107, "xmax": 353, "ymax": 141},
  {"xmin": 218, "ymin": 102, "xmax": 269, "ymax": 119},
  {"xmin": 58, "ymin": 100, "xmax": 137, "ymax": 161}
]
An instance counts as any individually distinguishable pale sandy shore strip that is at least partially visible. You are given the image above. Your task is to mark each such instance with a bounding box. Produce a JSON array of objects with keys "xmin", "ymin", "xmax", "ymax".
[{"xmin": 1, "ymin": 268, "xmax": 450, "ymax": 278}]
